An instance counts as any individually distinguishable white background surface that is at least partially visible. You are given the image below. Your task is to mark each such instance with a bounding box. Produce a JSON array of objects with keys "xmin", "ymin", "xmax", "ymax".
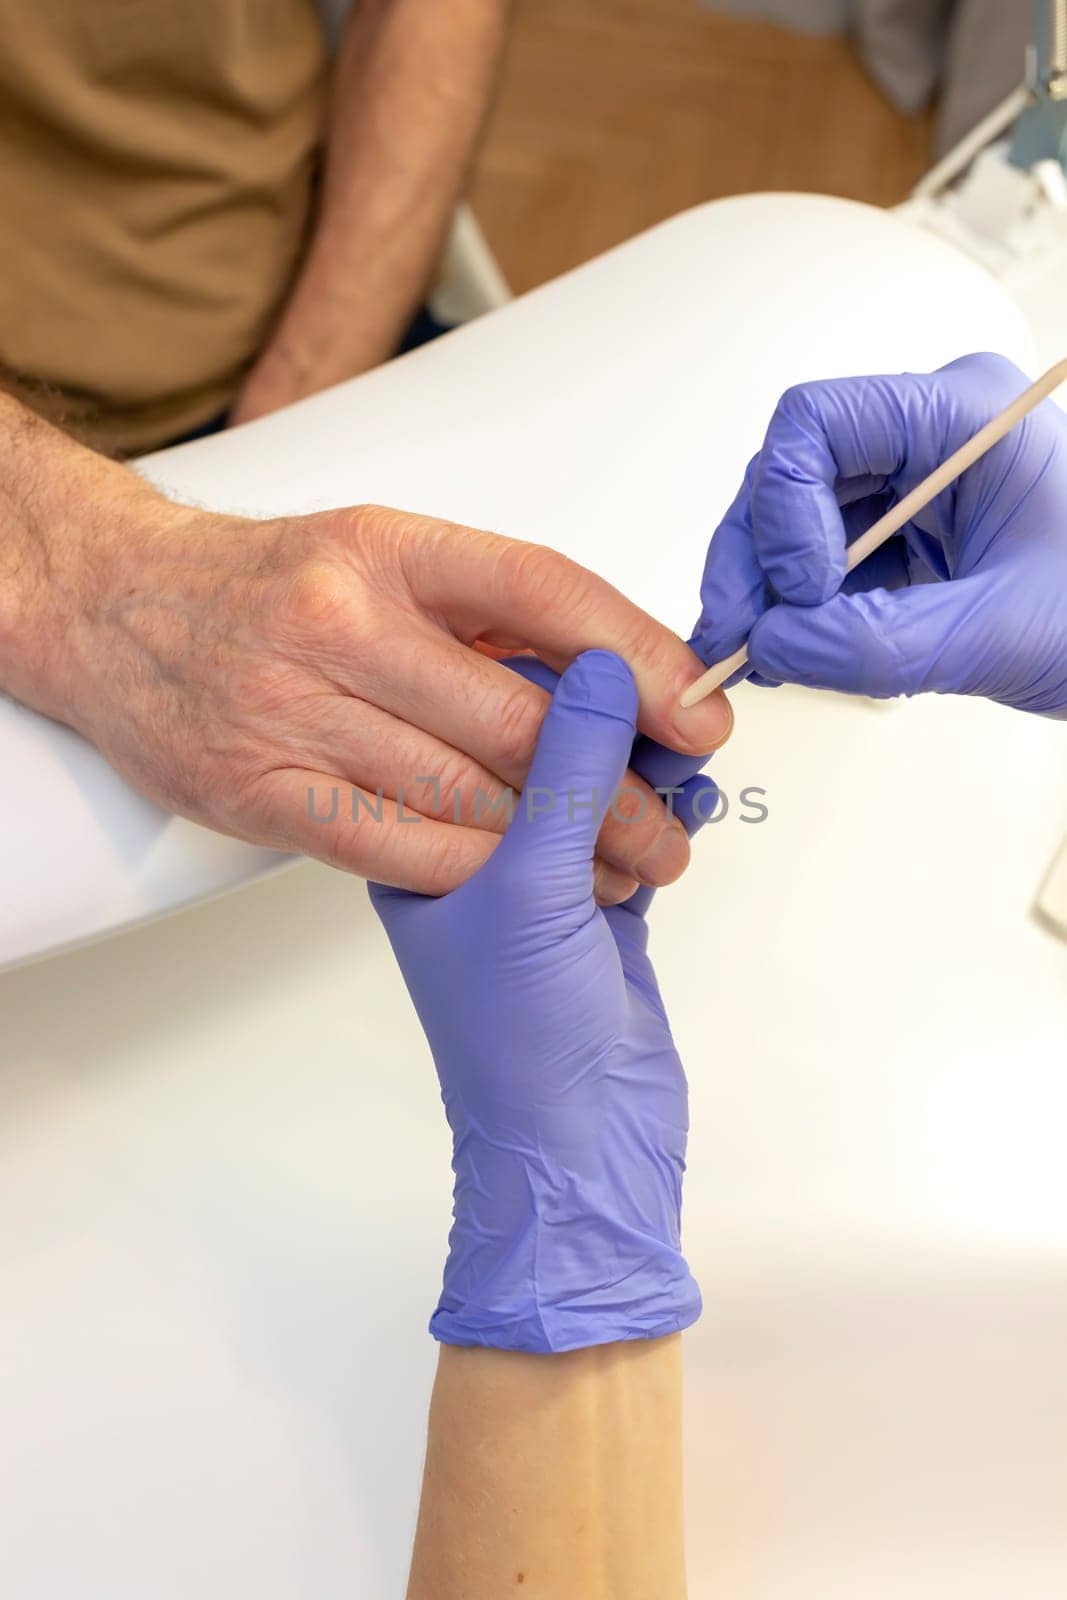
[{"xmin": 2, "ymin": 195, "xmax": 1065, "ymax": 1596}]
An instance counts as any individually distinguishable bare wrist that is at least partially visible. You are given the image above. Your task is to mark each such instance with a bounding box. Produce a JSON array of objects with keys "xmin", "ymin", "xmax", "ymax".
[{"xmin": 0, "ymin": 397, "xmax": 183, "ymax": 732}]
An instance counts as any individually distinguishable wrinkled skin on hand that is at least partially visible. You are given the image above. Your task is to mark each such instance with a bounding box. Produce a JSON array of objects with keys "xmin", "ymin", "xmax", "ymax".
[{"xmin": 48, "ymin": 494, "xmax": 732, "ymax": 897}]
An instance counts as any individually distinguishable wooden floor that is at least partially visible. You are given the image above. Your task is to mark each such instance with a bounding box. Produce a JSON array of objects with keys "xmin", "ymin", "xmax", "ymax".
[{"xmin": 471, "ymin": 0, "xmax": 934, "ymax": 294}]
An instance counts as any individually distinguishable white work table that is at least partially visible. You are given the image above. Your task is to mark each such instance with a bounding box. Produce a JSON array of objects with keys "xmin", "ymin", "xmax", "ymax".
[{"xmin": 1, "ymin": 195, "xmax": 1065, "ymax": 1597}]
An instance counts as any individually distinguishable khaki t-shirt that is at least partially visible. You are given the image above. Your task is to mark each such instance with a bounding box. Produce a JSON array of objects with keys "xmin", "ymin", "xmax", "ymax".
[{"xmin": 0, "ymin": 0, "xmax": 327, "ymax": 453}]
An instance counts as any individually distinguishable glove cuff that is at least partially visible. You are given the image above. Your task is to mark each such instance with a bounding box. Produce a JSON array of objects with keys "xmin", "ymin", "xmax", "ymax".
[
  {"xmin": 427, "ymin": 1050, "xmax": 700, "ymax": 1354},
  {"xmin": 430, "ymin": 1268, "xmax": 702, "ymax": 1354}
]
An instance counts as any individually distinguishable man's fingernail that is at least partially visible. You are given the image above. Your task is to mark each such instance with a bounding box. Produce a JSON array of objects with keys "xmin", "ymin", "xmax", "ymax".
[
  {"xmin": 672, "ymin": 686, "xmax": 734, "ymax": 752},
  {"xmin": 634, "ymin": 822, "xmax": 690, "ymax": 888},
  {"xmin": 594, "ymin": 863, "xmax": 639, "ymax": 906}
]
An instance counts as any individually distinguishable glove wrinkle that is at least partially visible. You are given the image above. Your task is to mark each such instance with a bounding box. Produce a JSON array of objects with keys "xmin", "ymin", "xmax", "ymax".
[
  {"xmin": 374, "ymin": 650, "xmax": 709, "ymax": 1355},
  {"xmin": 700, "ymin": 354, "xmax": 1067, "ymax": 717}
]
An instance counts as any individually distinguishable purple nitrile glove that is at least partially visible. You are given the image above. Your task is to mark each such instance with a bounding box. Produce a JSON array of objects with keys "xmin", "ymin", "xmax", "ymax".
[
  {"xmin": 692, "ymin": 353, "xmax": 1067, "ymax": 717},
  {"xmin": 370, "ymin": 649, "xmax": 716, "ymax": 1354}
]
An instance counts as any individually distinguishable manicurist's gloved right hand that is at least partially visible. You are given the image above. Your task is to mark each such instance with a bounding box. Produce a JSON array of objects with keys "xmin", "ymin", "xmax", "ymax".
[
  {"xmin": 371, "ymin": 650, "xmax": 715, "ymax": 1355},
  {"xmin": 693, "ymin": 353, "xmax": 1067, "ymax": 716}
]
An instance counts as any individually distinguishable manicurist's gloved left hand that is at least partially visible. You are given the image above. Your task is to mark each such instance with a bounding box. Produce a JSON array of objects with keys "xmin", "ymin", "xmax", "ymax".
[{"xmin": 371, "ymin": 650, "xmax": 714, "ymax": 1354}]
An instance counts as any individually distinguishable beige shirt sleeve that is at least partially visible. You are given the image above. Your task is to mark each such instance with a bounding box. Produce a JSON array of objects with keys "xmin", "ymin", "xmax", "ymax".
[{"xmin": 0, "ymin": 0, "xmax": 327, "ymax": 454}]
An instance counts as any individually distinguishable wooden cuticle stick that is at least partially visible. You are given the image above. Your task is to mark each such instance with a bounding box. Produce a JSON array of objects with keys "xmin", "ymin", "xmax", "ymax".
[{"xmin": 680, "ymin": 356, "xmax": 1067, "ymax": 709}]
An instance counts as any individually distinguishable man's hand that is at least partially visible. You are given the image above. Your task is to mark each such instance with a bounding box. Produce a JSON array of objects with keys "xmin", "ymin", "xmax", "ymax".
[
  {"xmin": 231, "ymin": 0, "xmax": 512, "ymax": 424},
  {"xmin": 0, "ymin": 400, "xmax": 732, "ymax": 899}
]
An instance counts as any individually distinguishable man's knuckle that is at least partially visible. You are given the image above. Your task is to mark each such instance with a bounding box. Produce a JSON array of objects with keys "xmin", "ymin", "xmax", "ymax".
[
  {"xmin": 271, "ymin": 559, "xmax": 352, "ymax": 636},
  {"xmin": 410, "ymin": 754, "xmax": 472, "ymax": 821},
  {"xmin": 351, "ymin": 503, "xmax": 416, "ymax": 562},
  {"xmin": 322, "ymin": 825, "xmax": 362, "ymax": 874},
  {"xmin": 502, "ymin": 541, "xmax": 587, "ymax": 615},
  {"xmin": 312, "ymin": 502, "xmax": 400, "ymax": 551},
  {"xmin": 227, "ymin": 767, "xmax": 286, "ymax": 844},
  {"xmin": 491, "ymin": 682, "xmax": 542, "ymax": 771},
  {"xmin": 299, "ymin": 803, "xmax": 367, "ymax": 874},
  {"xmin": 432, "ymin": 829, "xmax": 488, "ymax": 895},
  {"xmin": 608, "ymin": 778, "xmax": 652, "ymax": 825}
]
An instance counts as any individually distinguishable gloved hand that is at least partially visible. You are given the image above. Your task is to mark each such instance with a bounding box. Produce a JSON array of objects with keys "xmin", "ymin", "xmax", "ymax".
[
  {"xmin": 693, "ymin": 353, "xmax": 1067, "ymax": 717},
  {"xmin": 370, "ymin": 650, "xmax": 716, "ymax": 1354}
]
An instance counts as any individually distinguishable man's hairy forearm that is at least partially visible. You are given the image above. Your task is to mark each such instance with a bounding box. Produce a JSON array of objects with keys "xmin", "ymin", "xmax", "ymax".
[
  {"xmin": 0, "ymin": 397, "xmax": 170, "ymax": 731},
  {"xmin": 236, "ymin": 0, "xmax": 512, "ymax": 411},
  {"xmin": 304, "ymin": 0, "xmax": 511, "ymax": 362},
  {"xmin": 407, "ymin": 1338, "xmax": 688, "ymax": 1600}
]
